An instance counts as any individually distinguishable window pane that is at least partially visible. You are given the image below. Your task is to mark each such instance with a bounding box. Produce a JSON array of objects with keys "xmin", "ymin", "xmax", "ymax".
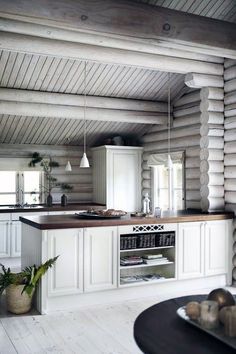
[
  {"xmin": 173, "ymin": 163, "xmax": 182, "ymax": 188},
  {"xmin": 0, "ymin": 172, "xmax": 16, "ymax": 192},
  {"xmin": 174, "ymin": 190, "xmax": 183, "ymax": 209},
  {"xmin": 24, "ymin": 193, "xmax": 40, "ymax": 204},
  {"xmin": 159, "ymin": 189, "xmax": 168, "ymax": 210},
  {"xmin": 0, "ymin": 194, "xmax": 16, "ymax": 205},
  {"xmin": 24, "ymin": 171, "xmax": 40, "ymax": 192},
  {"xmin": 159, "ymin": 166, "xmax": 168, "ymax": 188}
]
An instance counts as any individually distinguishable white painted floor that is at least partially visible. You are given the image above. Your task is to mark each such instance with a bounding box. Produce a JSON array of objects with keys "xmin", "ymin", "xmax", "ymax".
[{"xmin": 0, "ymin": 286, "xmax": 236, "ymax": 354}]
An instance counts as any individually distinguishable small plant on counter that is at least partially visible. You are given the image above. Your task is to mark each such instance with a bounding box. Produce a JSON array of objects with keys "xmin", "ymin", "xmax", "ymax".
[
  {"xmin": 28, "ymin": 152, "xmax": 73, "ymax": 205},
  {"xmin": 0, "ymin": 256, "xmax": 58, "ymax": 314}
]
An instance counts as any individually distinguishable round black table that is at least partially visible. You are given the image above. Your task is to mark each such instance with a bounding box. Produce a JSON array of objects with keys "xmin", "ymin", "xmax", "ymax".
[{"xmin": 134, "ymin": 295, "xmax": 236, "ymax": 354}]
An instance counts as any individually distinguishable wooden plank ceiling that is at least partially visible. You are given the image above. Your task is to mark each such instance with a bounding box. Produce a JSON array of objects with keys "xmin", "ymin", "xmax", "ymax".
[
  {"xmin": 1, "ymin": 0, "xmax": 234, "ymax": 146},
  {"xmin": 135, "ymin": 0, "xmax": 236, "ymax": 23},
  {"xmin": 0, "ymin": 49, "xmax": 184, "ymax": 146}
]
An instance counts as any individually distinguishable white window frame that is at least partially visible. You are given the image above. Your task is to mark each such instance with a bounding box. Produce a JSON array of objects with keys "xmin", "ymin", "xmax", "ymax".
[{"xmin": 148, "ymin": 151, "xmax": 185, "ymax": 211}]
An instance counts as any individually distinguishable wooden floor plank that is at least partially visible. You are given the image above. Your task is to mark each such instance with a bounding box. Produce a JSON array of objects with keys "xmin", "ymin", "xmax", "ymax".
[{"xmin": 0, "ymin": 321, "xmax": 17, "ymax": 354}]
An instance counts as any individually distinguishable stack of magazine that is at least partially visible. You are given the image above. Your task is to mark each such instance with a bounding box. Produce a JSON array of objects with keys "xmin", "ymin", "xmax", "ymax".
[
  {"xmin": 120, "ymin": 256, "xmax": 143, "ymax": 266},
  {"xmin": 120, "ymin": 274, "xmax": 165, "ymax": 284},
  {"xmin": 142, "ymin": 254, "xmax": 169, "ymax": 265}
]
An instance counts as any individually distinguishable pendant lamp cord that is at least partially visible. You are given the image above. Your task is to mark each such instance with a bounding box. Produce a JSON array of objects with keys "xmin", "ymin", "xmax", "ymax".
[
  {"xmin": 83, "ymin": 61, "xmax": 87, "ymax": 154},
  {"xmin": 168, "ymin": 72, "xmax": 171, "ymax": 157}
]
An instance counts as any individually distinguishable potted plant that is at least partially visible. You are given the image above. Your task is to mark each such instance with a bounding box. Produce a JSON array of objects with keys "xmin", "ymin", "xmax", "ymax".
[
  {"xmin": 0, "ymin": 256, "xmax": 58, "ymax": 314},
  {"xmin": 28, "ymin": 152, "xmax": 72, "ymax": 206}
]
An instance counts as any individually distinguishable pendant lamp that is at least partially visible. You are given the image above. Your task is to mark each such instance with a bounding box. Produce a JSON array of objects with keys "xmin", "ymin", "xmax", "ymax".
[
  {"xmin": 167, "ymin": 72, "xmax": 173, "ymax": 170},
  {"xmin": 80, "ymin": 61, "xmax": 90, "ymax": 168},
  {"xmin": 65, "ymin": 161, "xmax": 72, "ymax": 171}
]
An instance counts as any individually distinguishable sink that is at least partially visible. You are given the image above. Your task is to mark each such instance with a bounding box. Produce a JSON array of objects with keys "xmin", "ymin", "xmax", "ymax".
[{"xmin": 4, "ymin": 205, "xmax": 45, "ymax": 209}]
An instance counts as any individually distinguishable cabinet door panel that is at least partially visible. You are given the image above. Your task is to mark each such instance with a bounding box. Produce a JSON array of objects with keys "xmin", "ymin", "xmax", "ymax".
[
  {"xmin": 178, "ymin": 222, "xmax": 204, "ymax": 279},
  {"xmin": 11, "ymin": 221, "xmax": 21, "ymax": 257},
  {"xmin": 47, "ymin": 229, "xmax": 83, "ymax": 296},
  {"xmin": 205, "ymin": 221, "xmax": 227, "ymax": 276},
  {"xmin": 0, "ymin": 221, "xmax": 10, "ymax": 257},
  {"xmin": 84, "ymin": 227, "xmax": 117, "ymax": 292}
]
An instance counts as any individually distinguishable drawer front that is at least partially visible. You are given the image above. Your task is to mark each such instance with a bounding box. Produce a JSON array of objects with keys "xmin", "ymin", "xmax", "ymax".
[{"xmin": 0, "ymin": 213, "xmax": 11, "ymax": 221}]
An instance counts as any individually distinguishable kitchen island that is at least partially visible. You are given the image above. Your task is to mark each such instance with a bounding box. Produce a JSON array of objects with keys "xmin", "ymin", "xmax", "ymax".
[{"xmin": 20, "ymin": 211, "xmax": 233, "ymax": 313}]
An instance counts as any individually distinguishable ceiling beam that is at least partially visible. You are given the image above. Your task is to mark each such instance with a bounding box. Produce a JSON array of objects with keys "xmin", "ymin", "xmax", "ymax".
[
  {"xmin": 0, "ymin": 89, "xmax": 167, "ymax": 125},
  {"xmin": 0, "ymin": 88, "xmax": 168, "ymax": 113},
  {"xmin": 0, "ymin": 0, "xmax": 235, "ymax": 58},
  {"xmin": 0, "ymin": 32, "xmax": 223, "ymax": 75}
]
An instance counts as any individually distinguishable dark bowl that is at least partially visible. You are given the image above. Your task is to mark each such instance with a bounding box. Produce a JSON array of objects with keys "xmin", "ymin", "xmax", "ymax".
[{"xmin": 207, "ymin": 288, "xmax": 235, "ymax": 309}]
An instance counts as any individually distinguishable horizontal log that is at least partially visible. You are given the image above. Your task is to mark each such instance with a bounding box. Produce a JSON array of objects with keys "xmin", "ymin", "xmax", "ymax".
[
  {"xmin": 224, "ymin": 154, "xmax": 236, "ymax": 166},
  {"xmin": 224, "ymin": 59, "xmax": 236, "ymax": 69},
  {"xmin": 200, "ymin": 112, "xmax": 224, "ymax": 124},
  {"xmin": 200, "ymin": 136, "xmax": 224, "ymax": 149},
  {"xmin": 200, "ymin": 148, "xmax": 224, "ymax": 161},
  {"xmin": 0, "ymin": 1, "xmax": 235, "ymax": 58},
  {"xmin": 185, "ymin": 157, "xmax": 200, "ymax": 168},
  {"xmin": 224, "ymin": 142, "xmax": 236, "ymax": 154},
  {"xmin": 186, "ymin": 191, "xmax": 201, "ymax": 201},
  {"xmin": 185, "ymin": 73, "xmax": 224, "ymax": 88},
  {"xmin": 200, "ymin": 185, "xmax": 224, "ymax": 198},
  {"xmin": 173, "ymin": 105, "xmax": 200, "ymax": 118},
  {"xmin": 174, "ymin": 91, "xmax": 200, "ymax": 107},
  {"xmin": 186, "ymin": 201, "xmax": 201, "ymax": 209},
  {"xmin": 141, "ymin": 125, "xmax": 200, "ymax": 143},
  {"xmin": 200, "ymin": 124, "xmax": 224, "ymax": 137},
  {"xmin": 173, "ymin": 114, "xmax": 200, "ymax": 128},
  {"xmin": 225, "ymin": 203, "xmax": 236, "ymax": 214},
  {"xmin": 142, "ymin": 180, "xmax": 151, "ymax": 189},
  {"xmin": 0, "ymin": 18, "xmax": 225, "ymax": 64},
  {"xmin": 52, "ymin": 192, "xmax": 92, "ymax": 202},
  {"xmin": 200, "ymin": 99, "xmax": 224, "ymax": 113},
  {"xmin": 225, "ymin": 166, "xmax": 236, "ymax": 178},
  {"xmin": 200, "ymin": 172, "xmax": 224, "ymax": 186},
  {"xmin": 224, "ymin": 117, "xmax": 236, "ymax": 130},
  {"xmin": 142, "ymin": 161, "xmax": 151, "ymax": 171},
  {"xmin": 0, "ymin": 101, "xmax": 166, "ymax": 125},
  {"xmin": 0, "ymin": 88, "xmax": 168, "ymax": 113},
  {"xmin": 0, "ymin": 31, "xmax": 224, "ymax": 75},
  {"xmin": 224, "ymin": 104, "xmax": 236, "ymax": 118},
  {"xmin": 143, "ymin": 135, "xmax": 200, "ymax": 152},
  {"xmin": 200, "ymin": 160, "xmax": 224, "ymax": 173},
  {"xmin": 224, "ymin": 92, "xmax": 236, "ymax": 105},
  {"xmin": 142, "ymin": 189, "xmax": 151, "ymax": 197},
  {"xmin": 224, "ymin": 66, "xmax": 236, "ymax": 81},
  {"xmin": 142, "ymin": 171, "xmax": 151, "ymax": 180},
  {"xmin": 201, "ymin": 197, "xmax": 224, "ymax": 212},
  {"xmin": 0, "ymin": 143, "xmax": 85, "ymax": 156},
  {"xmin": 186, "ymin": 179, "xmax": 201, "ymax": 190},
  {"xmin": 225, "ymin": 179, "xmax": 236, "ymax": 191},
  {"xmin": 225, "ymin": 79, "xmax": 236, "ymax": 93},
  {"xmin": 224, "ymin": 129, "xmax": 236, "ymax": 142},
  {"xmin": 200, "ymin": 87, "xmax": 224, "ymax": 100},
  {"xmin": 225, "ymin": 192, "xmax": 236, "ymax": 204},
  {"xmin": 185, "ymin": 148, "xmax": 201, "ymax": 158},
  {"xmin": 186, "ymin": 168, "xmax": 200, "ymax": 179}
]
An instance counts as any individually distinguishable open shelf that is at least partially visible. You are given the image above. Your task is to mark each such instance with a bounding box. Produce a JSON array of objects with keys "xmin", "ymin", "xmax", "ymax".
[
  {"xmin": 120, "ymin": 246, "xmax": 174, "ymax": 253},
  {"xmin": 120, "ymin": 261, "xmax": 174, "ymax": 269}
]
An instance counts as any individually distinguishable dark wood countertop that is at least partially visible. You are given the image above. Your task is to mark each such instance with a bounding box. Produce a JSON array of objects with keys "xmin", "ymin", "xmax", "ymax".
[
  {"xmin": 0, "ymin": 203, "xmax": 105, "ymax": 213},
  {"xmin": 20, "ymin": 210, "xmax": 234, "ymax": 230}
]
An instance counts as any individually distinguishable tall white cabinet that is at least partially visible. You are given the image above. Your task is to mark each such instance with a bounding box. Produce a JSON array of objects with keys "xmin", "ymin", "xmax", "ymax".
[{"xmin": 92, "ymin": 146, "xmax": 143, "ymax": 212}]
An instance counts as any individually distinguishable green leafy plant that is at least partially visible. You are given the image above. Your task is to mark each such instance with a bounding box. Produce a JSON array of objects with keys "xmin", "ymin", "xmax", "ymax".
[
  {"xmin": 28, "ymin": 152, "xmax": 72, "ymax": 195},
  {"xmin": 0, "ymin": 256, "xmax": 58, "ymax": 297}
]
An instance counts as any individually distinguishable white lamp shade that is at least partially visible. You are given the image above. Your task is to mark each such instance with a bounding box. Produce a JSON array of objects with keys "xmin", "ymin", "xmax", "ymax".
[
  {"xmin": 80, "ymin": 153, "xmax": 90, "ymax": 168},
  {"xmin": 167, "ymin": 154, "xmax": 173, "ymax": 170},
  {"xmin": 65, "ymin": 161, "xmax": 72, "ymax": 171}
]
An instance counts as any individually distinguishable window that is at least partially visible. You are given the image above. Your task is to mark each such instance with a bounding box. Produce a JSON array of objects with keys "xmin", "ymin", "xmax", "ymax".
[
  {"xmin": 0, "ymin": 171, "xmax": 42, "ymax": 205},
  {"xmin": 148, "ymin": 152, "xmax": 185, "ymax": 211}
]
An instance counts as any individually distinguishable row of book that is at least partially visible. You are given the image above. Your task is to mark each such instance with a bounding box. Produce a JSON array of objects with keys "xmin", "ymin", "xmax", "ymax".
[
  {"xmin": 120, "ymin": 254, "xmax": 169, "ymax": 266},
  {"xmin": 120, "ymin": 274, "xmax": 165, "ymax": 284},
  {"xmin": 120, "ymin": 232, "xmax": 175, "ymax": 250}
]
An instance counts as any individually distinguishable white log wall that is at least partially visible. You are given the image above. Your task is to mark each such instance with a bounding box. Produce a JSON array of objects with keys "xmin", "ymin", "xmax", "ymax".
[
  {"xmin": 224, "ymin": 58, "xmax": 236, "ymax": 285},
  {"xmin": 0, "ymin": 144, "xmax": 93, "ymax": 203},
  {"xmin": 141, "ymin": 90, "xmax": 201, "ymax": 209}
]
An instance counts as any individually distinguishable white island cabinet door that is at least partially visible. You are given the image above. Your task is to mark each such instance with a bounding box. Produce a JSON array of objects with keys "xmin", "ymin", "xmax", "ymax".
[
  {"xmin": 205, "ymin": 220, "xmax": 228, "ymax": 276},
  {"xmin": 10, "ymin": 221, "xmax": 21, "ymax": 257},
  {"xmin": 178, "ymin": 222, "xmax": 204, "ymax": 279},
  {"xmin": 0, "ymin": 221, "xmax": 10, "ymax": 257},
  {"xmin": 84, "ymin": 226, "xmax": 118, "ymax": 292},
  {"xmin": 47, "ymin": 228, "xmax": 83, "ymax": 296}
]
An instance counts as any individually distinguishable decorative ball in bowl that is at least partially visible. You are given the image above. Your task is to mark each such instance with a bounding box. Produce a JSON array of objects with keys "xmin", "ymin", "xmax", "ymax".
[{"xmin": 207, "ymin": 288, "xmax": 235, "ymax": 310}]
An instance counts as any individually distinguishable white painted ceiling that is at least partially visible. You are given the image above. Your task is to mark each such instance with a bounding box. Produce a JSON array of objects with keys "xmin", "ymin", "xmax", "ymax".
[{"xmin": 0, "ymin": 0, "xmax": 233, "ymax": 146}]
